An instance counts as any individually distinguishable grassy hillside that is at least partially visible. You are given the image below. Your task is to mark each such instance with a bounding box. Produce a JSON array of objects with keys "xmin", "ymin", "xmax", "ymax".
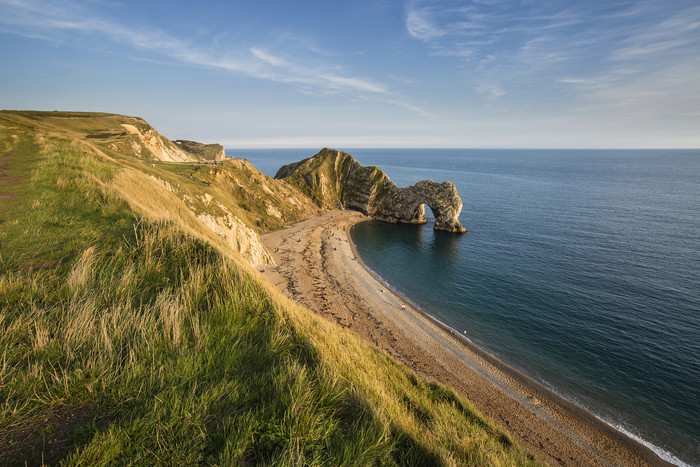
[
  {"xmin": 0, "ymin": 111, "xmax": 176, "ymax": 161},
  {"xmin": 0, "ymin": 112, "xmax": 538, "ymax": 465}
]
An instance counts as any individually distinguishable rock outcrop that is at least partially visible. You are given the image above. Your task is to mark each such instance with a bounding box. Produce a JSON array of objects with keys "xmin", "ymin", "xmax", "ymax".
[
  {"xmin": 374, "ymin": 180, "xmax": 466, "ymax": 233},
  {"xmin": 121, "ymin": 124, "xmax": 196, "ymax": 162},
  {"xmin": 276, "ymin": 148, "xmax": 467, "ymax": 233},
  {"xmin": 174, "ymin": 140, "xmax": 227, "ymax": 161}
]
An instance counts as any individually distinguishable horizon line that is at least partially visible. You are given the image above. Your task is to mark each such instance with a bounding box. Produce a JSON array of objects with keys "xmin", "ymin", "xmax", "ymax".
[{"xmin": 223, "ymin": 146, "xmax": 700, "ymax": 151}]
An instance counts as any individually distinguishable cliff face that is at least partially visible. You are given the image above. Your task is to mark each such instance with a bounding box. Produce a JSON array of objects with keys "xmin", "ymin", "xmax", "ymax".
[
  {"xmin": 0, "ymin": 111, "xmax": 319, "ymax": 264},
  {"xmin": 174, "ymin": 140, "xmax": 227, "ymax": 161},
  {"xmin": 110, "ymin": 154, "xmax": 318, "ymax": 266},
  {"xmin": 276, "ymin": 148, "xmax": 467, "ymax": 233},
  {"xmin": 120, "ymin": 123, "xmax": 196, "ymax": 162},
  {"xmin": 375, "ymin": 180, "xmax": 466, "ymax": 233}
]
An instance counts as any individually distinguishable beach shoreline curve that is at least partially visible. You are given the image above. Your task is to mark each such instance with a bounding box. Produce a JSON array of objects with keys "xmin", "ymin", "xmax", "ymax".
[{"xmin": 260, "ymin": 209, "xmax": 674, "ymax": 467}]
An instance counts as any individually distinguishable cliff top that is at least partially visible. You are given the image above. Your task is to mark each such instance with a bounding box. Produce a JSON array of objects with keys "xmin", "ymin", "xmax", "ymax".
[
  {"xmin": 1, "ymin": 110, "xmax": 218, "ymax": 163},
  {"xmin": 173, "ymin": 139, "xmax": 227, "ymax": 161}
]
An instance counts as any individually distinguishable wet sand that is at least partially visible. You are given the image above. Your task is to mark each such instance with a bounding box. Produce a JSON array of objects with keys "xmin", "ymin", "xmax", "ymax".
[{"xmin": 260, "ymin": 210, "xmax": 671, "ymax": 466}]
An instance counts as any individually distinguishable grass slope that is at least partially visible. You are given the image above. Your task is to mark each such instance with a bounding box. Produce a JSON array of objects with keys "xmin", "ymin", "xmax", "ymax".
[{"xmin": 0, "ymin": 112, "xmax": 538, "ymax": 465}]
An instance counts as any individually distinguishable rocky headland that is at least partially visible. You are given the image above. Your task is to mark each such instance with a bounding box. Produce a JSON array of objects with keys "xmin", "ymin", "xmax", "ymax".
[
  {"xmin": 173, "ymin": 139, "xmax": 227, "ymax": 161},
  {"xmin": 275, "ymin": 148, "xmax": 467, "ymax": 233}
]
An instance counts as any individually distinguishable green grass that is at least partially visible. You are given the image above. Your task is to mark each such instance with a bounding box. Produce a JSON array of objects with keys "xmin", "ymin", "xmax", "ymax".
[
  {"xmin": 153, "ymin": 161, "xmax": 210, "ymax": 187},
  {"xmin": 0, "ymin": 113, "xmax": 539, "ymax": 465},
  {"xmin": 1, "ymin": 220, "xmax": 395, "ymax": 464}
]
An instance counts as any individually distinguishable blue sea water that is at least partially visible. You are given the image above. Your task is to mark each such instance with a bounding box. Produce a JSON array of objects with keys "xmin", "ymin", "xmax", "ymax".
[{"xmin": 238, "ymin": 148, "xmax": 700, "ymax": 466}]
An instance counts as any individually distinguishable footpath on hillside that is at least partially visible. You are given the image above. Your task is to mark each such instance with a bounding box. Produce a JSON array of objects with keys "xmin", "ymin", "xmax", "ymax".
[{"xmin": 0, "ymin": 150, "xmax": 19, "ymax": 200}]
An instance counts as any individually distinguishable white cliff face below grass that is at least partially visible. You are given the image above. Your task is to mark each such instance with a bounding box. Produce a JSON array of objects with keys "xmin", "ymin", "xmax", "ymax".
[{"xmin": 121, "ymin": 124, "xmax": 196, "ymax": 162}]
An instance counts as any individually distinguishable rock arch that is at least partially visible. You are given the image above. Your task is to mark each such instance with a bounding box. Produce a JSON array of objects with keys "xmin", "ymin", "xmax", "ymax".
[
  {"xmin": 375, "ymin": 180, "xmax": 467, "ymax": 233},
  {"xmin": 276, "ymin": 149, "xmax": 467, "ymax": 233}
]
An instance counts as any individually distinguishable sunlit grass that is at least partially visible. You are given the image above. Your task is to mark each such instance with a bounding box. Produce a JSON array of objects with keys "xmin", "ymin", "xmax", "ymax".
[{"xmin": 0, "ymin": 111, "xmax": 539, "ymax": 465}]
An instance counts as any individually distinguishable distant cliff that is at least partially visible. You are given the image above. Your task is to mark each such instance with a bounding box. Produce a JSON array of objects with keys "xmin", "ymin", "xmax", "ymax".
[
  {"xmin": 5, "ymin": 111, "xmax": 226, "ymax": 163},
  {"xmin": 174, "ymin": 140, "xmax": 227, "ymax": 161},
  {"xmin": 276, "ymin": 148, "xmax": 467, "ymax": 233}
]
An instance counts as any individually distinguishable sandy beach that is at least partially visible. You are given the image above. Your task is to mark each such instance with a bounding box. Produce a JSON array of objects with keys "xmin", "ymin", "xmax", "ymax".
[{"xmin": 260, "ymin": 210, "xmax": 671, "ymax": 466}]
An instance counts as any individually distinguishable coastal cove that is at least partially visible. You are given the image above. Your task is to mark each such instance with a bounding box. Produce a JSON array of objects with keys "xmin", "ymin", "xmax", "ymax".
[
  {"xmin": 244, "ymin": 148, "xmax": 700, "ymax": 466},
  {"xmin": 4, "ymin": 0, "xmax": 700, "ymax": 462},
  {"xmin": 4, "ymin": 110, "xmax": 697, "ymax": 464},
  {"xmin": 259, "ymin": 210, "xmax": 668, "ymax": 466}
]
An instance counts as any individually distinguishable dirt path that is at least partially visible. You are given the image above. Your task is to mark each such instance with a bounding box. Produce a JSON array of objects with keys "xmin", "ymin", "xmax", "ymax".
[
  {"xmin": 261, "ymin": 210, "xmax": 670, "ymax": 467},
  {"xmin": 0, "ymin": 150, "xmax": 20, "ymax": 200}
]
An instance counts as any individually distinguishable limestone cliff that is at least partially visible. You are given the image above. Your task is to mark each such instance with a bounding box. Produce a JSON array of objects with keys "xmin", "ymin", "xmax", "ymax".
[
  {"xmin": 276, "ymin": 148, "xmax": 467, "ymax": 233},
  {"xmin": 120, "ymin": 124, "xmax": 196, "ymax": 162},
  {"xmin": 111, "ymin": 155, "xmax": 319, "ymax": 266},
  {"xmin": 174, "ymin": 140, "xmax": 227, "ymax": 161}
]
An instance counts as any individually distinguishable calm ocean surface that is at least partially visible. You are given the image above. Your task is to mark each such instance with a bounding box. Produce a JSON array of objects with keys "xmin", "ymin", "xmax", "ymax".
[{"xmin": 237, "ymin": 148, "xmax": 700, "ymax": 466}]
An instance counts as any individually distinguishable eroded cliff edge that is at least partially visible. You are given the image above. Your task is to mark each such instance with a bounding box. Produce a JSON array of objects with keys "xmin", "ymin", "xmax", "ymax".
[
  {"xmin": 0, "ymin": 111, "xmax": 319, "ymax": 265},
  {"xmin": 276, "ymin": 148, "xmax": 467, "ymax": 233}
]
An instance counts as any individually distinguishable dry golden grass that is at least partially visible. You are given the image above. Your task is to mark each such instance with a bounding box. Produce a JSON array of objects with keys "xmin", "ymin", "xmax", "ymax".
[{"xmin": 0, "ymin": 111, "xmax": 539, "ymax": 465}]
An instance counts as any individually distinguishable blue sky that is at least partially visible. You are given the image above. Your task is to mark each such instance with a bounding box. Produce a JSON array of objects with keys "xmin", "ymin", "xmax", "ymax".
[{"xmin": 1, "ymin": 0, "xmax": 698, "ymax": 148}]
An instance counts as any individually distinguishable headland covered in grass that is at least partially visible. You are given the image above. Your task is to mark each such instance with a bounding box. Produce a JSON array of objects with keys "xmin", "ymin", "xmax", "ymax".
[{"xmin": 0, "ymin": 111, "xmax": 536, "ymax": 465}]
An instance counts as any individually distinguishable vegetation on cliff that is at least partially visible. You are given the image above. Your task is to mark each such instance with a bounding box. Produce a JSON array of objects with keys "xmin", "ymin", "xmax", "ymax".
[
  {"xmin": 275, "ymin": 148, "xmax": 388, "ymax": 212},
  {"xmin": 0, "ymin": 111, "xmax": 532, "ymax": 464},
  {"xmin": 173, "ymin": 140, "xmax": 227, "ymax": 161},
  {"xmin": 277, "ymin": 148, "xmax": 467, "ymax": 233}
]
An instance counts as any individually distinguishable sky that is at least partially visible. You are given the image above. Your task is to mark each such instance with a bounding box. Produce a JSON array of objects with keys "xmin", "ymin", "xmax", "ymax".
[{"xmin": 1, "ymin": 0, "xmax": 699, "ymax": 148}]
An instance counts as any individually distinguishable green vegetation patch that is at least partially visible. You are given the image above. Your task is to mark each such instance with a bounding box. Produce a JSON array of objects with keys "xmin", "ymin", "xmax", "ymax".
[{"xmin": 173, "ymin": 140, "xmax": 224, "ymax": 161}]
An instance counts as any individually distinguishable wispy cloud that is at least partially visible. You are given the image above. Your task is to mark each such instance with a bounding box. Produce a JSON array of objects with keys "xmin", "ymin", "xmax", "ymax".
[
  {"xmin": 404, "ymin": 0, "xmax": 581, "ymax": 60},
  {"xmin": 557, "ymin": 77, "xmax": 606, "ymax": 87},
  {"xmin": 555, "ymin": 3, "xmax": 700, "ymax": 117},
  {"xmin": 477, "ymin": 83, "xmax": 505, "ymax": 99},
  {"xmin": 403, "ymin": 0, "xmax": 587, "ymax": 99},
  {"xmin": 406, "ymin": 6, "xmax": 447, "ymax": 40},
  {"xmin": 608, "ymin": 5, "xmax": 700, "ymax": 62},
  {"xmin": 0, "ymin": 0, "xmax": 432, "ymax": 115},
  {"xmin": 406, "ymin": 0, "xmax": 700, "ymax": 121}
]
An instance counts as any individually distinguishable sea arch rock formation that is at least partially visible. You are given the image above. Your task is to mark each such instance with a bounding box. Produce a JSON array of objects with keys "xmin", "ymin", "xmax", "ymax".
[
  {"xmin": 276, "ymin": 148, "xmax": 467, "ymax": 233},
  {"xmin": 375, "ymin": 180, "xmax": 466, "ymax": 233}
]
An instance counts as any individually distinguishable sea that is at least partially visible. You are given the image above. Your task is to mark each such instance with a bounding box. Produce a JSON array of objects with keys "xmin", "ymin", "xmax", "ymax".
[{"xmin": 234, "ymin": 148, "xmax": 700, "ymax": 466}]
